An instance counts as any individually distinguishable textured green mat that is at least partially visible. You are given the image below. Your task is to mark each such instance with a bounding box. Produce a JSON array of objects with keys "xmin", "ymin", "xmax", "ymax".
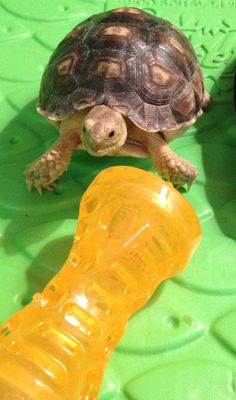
[{"xmin": 0, "ymin": 1, "xmax": 236, "ymax": 399}]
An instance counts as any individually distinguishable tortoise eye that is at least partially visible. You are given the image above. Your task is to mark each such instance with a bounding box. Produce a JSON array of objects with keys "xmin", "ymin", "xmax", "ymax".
[{"xmin": 108, "ymin": 130, "xmax": 115, "ymax": 138}]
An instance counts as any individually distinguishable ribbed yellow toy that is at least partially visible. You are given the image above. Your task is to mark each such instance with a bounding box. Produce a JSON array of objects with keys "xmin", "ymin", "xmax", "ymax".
[{"xmin": 0, "ymin": 166, "xmax": 201, "ymax": 400}]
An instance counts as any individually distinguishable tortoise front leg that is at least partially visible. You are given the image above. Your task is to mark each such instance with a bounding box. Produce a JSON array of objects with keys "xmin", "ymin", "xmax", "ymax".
[
  {"xmin": 145, "ymin": 133, "xmax": 199, "ymax": 190},
  {"xmin": 25, "ymin": 130, "xmax": 81, "ymax": 194}
]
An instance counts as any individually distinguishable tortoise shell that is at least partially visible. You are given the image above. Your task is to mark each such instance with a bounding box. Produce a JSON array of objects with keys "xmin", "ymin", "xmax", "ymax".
[{"xmin": 38, "ymin": 7, "xmax": 204, "ymax": 132}]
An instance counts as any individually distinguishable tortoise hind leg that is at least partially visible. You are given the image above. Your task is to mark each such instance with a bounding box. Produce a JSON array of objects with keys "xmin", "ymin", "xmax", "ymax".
[
  {"xmin": 145, "ymin": 133, "xmax": 199, "ymax": 190},
  {"xmin": 202, "ymin": 91, "xmax": 211, "ymax": 110},
  {"xmin": 25, "ymin": 130, "xmax": 81, "ymax": 194}
]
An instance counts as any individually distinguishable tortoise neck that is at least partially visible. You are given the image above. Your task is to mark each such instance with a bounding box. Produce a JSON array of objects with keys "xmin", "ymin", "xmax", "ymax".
[{"xmin": 59, "ymin": 109, "xmax": 89, "ymax": 136}]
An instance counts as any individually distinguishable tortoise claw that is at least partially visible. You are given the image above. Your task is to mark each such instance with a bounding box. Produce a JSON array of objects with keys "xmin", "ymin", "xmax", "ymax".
[
  {"xmin": 35, "ymin": 184, "xmax": 43, "ymax": 196},
  {"xmin": 26, "ymin": 178, "xmax": 33, "ymax": 193}
]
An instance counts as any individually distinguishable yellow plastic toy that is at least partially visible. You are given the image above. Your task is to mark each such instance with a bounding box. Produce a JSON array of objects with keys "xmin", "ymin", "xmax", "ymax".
[{"xmin": 0, "ymin": 166, "xmax": 201, "ymax": 400}]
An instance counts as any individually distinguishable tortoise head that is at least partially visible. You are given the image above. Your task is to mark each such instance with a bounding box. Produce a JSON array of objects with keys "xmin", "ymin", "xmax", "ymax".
[{"xmin": 81, "ymin": 105, "xmax": 127, "ymax": 156}]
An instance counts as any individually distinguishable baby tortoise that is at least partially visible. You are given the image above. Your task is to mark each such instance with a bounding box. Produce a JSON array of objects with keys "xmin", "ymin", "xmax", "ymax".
[{"xmin": 25, "ymin": 7, "xmax": 211, "ymax": 193}]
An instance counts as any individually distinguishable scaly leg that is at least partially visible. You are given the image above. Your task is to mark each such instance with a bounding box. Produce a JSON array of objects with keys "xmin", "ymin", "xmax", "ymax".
[
  {"xmin": 202, "ymin": 91, "xmax": 211, "ymax": 110},
  {"xmin": 146, "ymin": 133, "xmax": 199, "ymax": 190},
  {"xmin": 25, "ymin": 130, "xmax": 81, "ymax": 194}
]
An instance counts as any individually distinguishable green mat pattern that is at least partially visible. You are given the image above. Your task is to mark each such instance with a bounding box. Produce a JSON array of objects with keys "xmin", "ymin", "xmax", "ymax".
[{"xmin": 0, "ymin": 1, "xmax": 236, "ymax": 398}]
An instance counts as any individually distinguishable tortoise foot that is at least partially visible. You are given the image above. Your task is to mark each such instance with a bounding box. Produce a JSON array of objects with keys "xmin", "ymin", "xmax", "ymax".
[
  {"xmin": 25, "ymin": 149, "xmax": 69, "ymax": 194},
  {"xmin": 155, "ymin": 154, "xmax": 199, "ymax": 191}
]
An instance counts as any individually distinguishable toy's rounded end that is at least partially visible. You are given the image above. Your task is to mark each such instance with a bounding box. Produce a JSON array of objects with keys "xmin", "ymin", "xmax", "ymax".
[{"xmin": 81, "ymin": 166, "xmax": 201, "ymax": 279}]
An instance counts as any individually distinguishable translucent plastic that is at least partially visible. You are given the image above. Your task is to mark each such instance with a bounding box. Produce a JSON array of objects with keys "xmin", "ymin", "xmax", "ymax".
[{"xmin": 0, "ymin": 166, "xmax": 201, "ymax": 400}]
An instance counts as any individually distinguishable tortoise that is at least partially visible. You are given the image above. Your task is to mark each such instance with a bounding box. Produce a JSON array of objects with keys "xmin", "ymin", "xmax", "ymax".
[{"xmin": 25, "ymin": 7, "xmax": 211, "ymax": 193}]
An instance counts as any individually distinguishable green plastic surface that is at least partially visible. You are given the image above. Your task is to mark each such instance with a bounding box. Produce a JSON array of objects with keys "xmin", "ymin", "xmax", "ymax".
[{"xmin": 0, "ymin": 1, "xmax": 236, "ymax": 399}]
